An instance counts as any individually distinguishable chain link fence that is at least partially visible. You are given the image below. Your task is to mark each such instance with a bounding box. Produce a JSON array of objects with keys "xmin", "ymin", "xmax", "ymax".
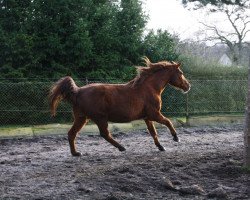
[{"xmin": 0, "ymin": 79, "xmax": 247, "ymax": 126}]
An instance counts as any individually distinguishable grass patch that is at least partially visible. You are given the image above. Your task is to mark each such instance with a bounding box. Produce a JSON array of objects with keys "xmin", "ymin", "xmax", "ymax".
[
  {"xmin": 0, "ymin": 126, "xmax": 33, "ymax": 138},
  {"xmin": 0, "ymin": 114, "xmax": 245, "ymax": 138}
]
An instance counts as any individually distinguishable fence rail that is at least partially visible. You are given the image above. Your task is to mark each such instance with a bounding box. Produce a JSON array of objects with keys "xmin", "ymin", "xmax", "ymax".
[{"xmin": 0, "ymin": 79, "xmax": 247, "ymax": 126}]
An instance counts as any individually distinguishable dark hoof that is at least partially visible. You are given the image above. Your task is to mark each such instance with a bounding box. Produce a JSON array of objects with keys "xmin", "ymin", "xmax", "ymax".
[
  {"xmin": 72, "ymin": 152, "xmax": 82, "ymax": 157},
  {"xmin": 118, "ymin": 146, "xmax": 126, "ymax": 152},
  {"xmin": 158, "ymin": 145, "xmax": 166, "ymax": 151},
  {"xmin": 173, "ymin": 136, "xmax": 179, "ymax": 142}
]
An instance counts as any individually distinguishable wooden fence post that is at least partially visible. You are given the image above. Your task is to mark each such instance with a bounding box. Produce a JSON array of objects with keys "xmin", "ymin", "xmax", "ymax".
[{"xmin": 185, "ymin": 92, "xmax": 190, "ymax": 126}]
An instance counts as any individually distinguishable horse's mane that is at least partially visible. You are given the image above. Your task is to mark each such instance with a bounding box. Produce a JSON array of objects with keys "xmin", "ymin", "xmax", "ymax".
[{"xmin": 128, "ymin": 57, "xmax": 176, "ymax": 87}]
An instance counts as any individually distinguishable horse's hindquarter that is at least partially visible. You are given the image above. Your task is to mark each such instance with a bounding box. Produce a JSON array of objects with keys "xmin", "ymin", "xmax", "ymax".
[{"xmin": 77, "ymin": 84, "xmax": 146, "ymax": 123}]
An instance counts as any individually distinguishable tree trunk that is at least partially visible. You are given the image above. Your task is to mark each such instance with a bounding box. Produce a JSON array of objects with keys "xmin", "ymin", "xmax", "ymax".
[
  {"xmin": 244, "ymin": 53, "xmax": 250, "ymax": 167},
  {"xmin": 237, "ymin": 42, "xmax": 243, "ymax": 66}
]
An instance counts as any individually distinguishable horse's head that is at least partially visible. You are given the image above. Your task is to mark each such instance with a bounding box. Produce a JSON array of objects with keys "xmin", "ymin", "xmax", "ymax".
[
  {"xmin": 168, "ymin": 63, "xmax": 191, "ymax": 93},
  {"xmin": 133, "ymin": 57, "xmax": 191, "ymax": 93}
]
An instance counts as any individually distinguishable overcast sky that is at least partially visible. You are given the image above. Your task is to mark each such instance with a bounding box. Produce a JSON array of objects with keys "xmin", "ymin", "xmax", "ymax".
[
  {"xmin": 144, "ymin": 0, "xmax": 203, "ymax": 40},
  {"xmin": 143, "ymin": 0, "xmax": 250, "ymax": 43}
]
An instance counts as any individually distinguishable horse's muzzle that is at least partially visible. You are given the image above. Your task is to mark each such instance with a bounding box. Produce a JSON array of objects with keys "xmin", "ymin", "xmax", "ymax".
[{"xmin": 183, "ymin": 84, "xmax": 191, "ymax": 94}]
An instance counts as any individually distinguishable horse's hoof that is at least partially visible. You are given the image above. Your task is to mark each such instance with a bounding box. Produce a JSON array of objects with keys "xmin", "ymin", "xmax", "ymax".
[
  {"xmin": 158, "ymin": 145, "xmax": 166, "ymax": 151},
  {"xmin": 173, "ymin": 136, "xmax": 179, "ymax": 142},
  {"xmin": 118, "ymin": 146, "xmax": 126, "ymax": 152},
  {"xmin": 72, "ymin": 152, "xmax": 82, "ymax": 157}
]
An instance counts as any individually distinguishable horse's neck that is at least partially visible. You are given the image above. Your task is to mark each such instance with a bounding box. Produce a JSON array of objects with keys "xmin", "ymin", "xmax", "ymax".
[{"xmin": 147, "ymin": 74, "xmax": 169, "ymax": 94}]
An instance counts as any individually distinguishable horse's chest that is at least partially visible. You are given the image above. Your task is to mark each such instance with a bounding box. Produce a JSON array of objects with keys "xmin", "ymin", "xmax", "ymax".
[{"xmin": 148, "ymin": 96, "xmax": 162, "ymax": 109}]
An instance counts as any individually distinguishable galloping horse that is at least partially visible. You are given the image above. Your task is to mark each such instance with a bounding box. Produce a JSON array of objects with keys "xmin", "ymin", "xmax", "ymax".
[{"xmin": 49, "ymin": 57, "xmax": 191, "ymax": 156}]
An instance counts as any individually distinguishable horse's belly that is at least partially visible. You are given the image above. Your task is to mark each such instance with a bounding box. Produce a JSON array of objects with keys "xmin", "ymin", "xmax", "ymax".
[
  {"xmin": 107, "ymin": 109, "xmax": 144, "ymax": 123},
  {"xmin": 108, "ymin": 116, "xmax": 141, "ymax": 123}
]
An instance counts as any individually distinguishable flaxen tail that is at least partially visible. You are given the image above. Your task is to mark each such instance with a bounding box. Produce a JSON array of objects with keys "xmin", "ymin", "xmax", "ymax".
[{"xmin": 49, "ymin": 76, "xmax": 79, "ymax": 117}]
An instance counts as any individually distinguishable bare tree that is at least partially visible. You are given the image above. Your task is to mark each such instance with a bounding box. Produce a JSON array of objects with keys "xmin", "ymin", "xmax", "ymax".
[
  {"xmin": 181, "ymin": 0, "xmax": 250, "ymax": 168},
  {"xmin": 182, "ymin": 0, "xmax": 249, "ymax": 8},
  {"xmin": 200, "ymin": 5, "xmax": 250, "ymax": 65}
]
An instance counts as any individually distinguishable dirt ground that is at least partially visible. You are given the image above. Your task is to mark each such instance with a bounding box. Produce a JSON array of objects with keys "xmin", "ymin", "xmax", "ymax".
[{"xmin": 0, "ymin": 124, "xmax": 249, "ymax": 200}]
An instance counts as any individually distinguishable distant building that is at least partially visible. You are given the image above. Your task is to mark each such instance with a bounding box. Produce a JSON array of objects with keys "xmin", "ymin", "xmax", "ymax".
[{"xmin": 219, "ymin": 53, "xmax": 232, "ymax": 66}]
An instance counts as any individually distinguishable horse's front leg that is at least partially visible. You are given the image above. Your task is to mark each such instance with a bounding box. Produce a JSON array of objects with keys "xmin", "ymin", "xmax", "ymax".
[
  {"xmin": 144, "ymin": 119, "xmax": 165, "ymax": 151},
  {"xmin": 95, "ymin": 120, "xmax": 126, "ymax": 152},
  {"xmin": 150, "ymin": 112, "xmax": 179, "ymax": 142}
]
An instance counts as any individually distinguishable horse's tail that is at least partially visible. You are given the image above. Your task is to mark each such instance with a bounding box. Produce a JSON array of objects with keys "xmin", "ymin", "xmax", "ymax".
[{"xmin": 49, "ymin": 76, "xmax": 79, "ymax": 117}]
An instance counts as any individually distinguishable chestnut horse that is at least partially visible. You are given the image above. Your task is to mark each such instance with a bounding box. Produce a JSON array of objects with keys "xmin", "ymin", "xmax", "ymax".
[{"xmin": 49, "ymin": 57, "xmax": 190, "ymax": 156}]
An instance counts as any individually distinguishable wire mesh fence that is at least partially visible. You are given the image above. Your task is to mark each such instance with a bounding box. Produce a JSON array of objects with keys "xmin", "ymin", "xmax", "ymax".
[{"xmin": 0, "ymin": 79, "xmax": 247, "ymax": 126}]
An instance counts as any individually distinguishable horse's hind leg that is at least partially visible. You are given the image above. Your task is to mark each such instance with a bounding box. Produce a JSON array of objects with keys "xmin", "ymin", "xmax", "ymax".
[
  {"xmin": 144, "ymin": 119, "xmax": 165, "ymax": 151},
  {"xmin": 95, "ymin": 120, "xmax": 126, "ymax": 152},
  {"xmin": 68, "ymin": 116, "xmax": 87, "ymax": 156}
]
